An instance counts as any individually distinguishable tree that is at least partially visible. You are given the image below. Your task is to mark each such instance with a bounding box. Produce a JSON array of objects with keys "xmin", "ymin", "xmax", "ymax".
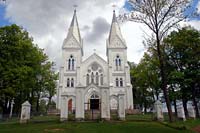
[
  {"xmin": 0, "ymin": 24, "xmax": 57, "ymax": 116},
  {"xmin": 130, "ymin": 52, "xmax": 161, "ymax": 113},
  {"xmin": 164, "ymin": 27, "xmax": 200, "ymax": 118},
  {"xmin": 120, "ymin": 0, "xmax": 197, "ymax": 122}
]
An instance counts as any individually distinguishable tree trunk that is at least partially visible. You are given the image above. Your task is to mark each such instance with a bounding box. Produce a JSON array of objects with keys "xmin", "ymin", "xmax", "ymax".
[
  {"xmin": 156, "ymin": 33, "xmax": 173, "ymax": 122},
  {"xmin": 155, "ymin": 88, "xmax": 159, "ymax": 100},
  {"xmin": 36, "ymin": 93, "xmax": 40, "ymax": 114},
  {"xmin": 173, "ymin": 100, "xmax": 177, "ymax": 117},
  {"xmin": 182, "ymin": 98, "xmax": 188, "ymax": 118},
  {"xmin": 2, "ymin": 98, "xmax": 10, "ymax": 118},
  {"xmin": 172, "ymin": 87, "xmax": 177, "ymax": 117},
  {"xmin": 192, "ymin": 86, "xmax": 199, "ymax": 118}
]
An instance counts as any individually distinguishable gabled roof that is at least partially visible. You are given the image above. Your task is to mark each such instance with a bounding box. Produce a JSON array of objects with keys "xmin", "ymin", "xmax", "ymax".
[
  {"xmin": 63, "ymin": 10, "xmax": 82, "ymax": 48},
  {"xmin": 83, "ymin": 53, "xmax": 107, "ymax": 65},
  {"xmin": 108, "ymin": 10, "xmax": 125, "ymax": 46}
]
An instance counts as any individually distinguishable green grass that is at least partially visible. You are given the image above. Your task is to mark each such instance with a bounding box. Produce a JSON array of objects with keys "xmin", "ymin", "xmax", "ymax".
[
  {"xmin": 0, "ymin": 115, "xmax": 198, "ymax": 133},
  {"xmin": 0, "ymin": 121, "xmax": 194, "ymax": 133}
]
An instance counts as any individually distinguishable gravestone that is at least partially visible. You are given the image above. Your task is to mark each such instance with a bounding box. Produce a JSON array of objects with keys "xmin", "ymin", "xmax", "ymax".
[
  {"xmin": 20, "ymin": 101, "xmax": 31, "ymax": 123},
  {"xmin": 177, "ymin": 105, "xmax": 186, "ymax": 121},
  {"xmin": 118, "ymin": 91, "xmax": 125, "ymax": 120},
  {"xmin": 154, "ymin": 100, "xmax": 164, "ymax": 121},
  {"xmin": 188, "ymin": 106, "xmax": 196, "ymax": 119}
]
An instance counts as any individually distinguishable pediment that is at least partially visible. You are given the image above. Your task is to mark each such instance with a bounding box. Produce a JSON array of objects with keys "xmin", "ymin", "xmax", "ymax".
[
  {"xmin": 109, "ymin": 36, "xmax": 126, "ymax": 48},
  {"xmin": 83, "ymin": 53, "xmax": 107, "ymax": 66},
  {"xmin": 62, "ymin": 35, "xmax": 81, "ymax": 49}
]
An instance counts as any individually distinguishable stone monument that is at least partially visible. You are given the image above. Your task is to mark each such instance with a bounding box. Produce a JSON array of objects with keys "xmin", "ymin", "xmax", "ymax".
[
  {"xmin": 188, "ymin": 106, "xmax": 196, "ymax": 119},
  {"xmin": 154, "ymin": 100, "xmax": 164, "ymax": 121},
  {"xmin": 177, "ymin": 105, "xmax": 186, "ymax": 121},
  {"xmin": 20, "ymin": 101, "xmax": 31, "ymax": 123}
]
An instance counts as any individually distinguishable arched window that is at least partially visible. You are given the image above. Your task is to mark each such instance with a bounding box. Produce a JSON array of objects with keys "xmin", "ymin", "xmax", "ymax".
[
  {"xmin": 67, "ymin": 78, "xmax": 70, "ymax": 87},
  {"xmin": 118, "ymin": 58, "xmax": 121, "ymax": 66},
  {"xmin": 86, "ymin": 74, "xmax": 90, "ymax": 85},
  {"xmin": 68, "ymin": 59, "xmax": 71, "ymax": 70},
  {"xmin": 116, "ymin": 78, "xmax": 119, "ymax": 87},
  {"xmin": 96, "ymin": 72, "xmax": 99, "ymax": 85},
  {"xmin": 91, "ymin": 72, "xmax": 94, "ymax": 83},
  {"xmin": 71, "ymin": 78, "xmax": 74, "ymax": 87},
  {"xmin": 100, "ymin": 74, "xmax": 103, "ymax": 85},
  {"xmin": 115, "ymin": 58, "xmax": 118, "ymax": 66},
  {"xmin": 115, "ymin": 55, "xmax": 121, "ymax": 70},
  {"xmin": 68, "ymin": 55, "xmax": 75, "ymax": 70},
  {"xmin": 72, "ymin": 58, "xmax": 75, "ymax": 70},
  {"xmin": 120, "ymin": 78, "xmax": 123, "ymax": 87}
]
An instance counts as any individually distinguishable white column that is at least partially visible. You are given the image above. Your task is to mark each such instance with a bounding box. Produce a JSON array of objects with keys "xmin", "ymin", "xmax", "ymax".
[
  {"xmin": 75, "ymin": 89, "xmax": 84, "ymax": 120},
  {"xmin": 76, "ymin": 66, "xmax": 80, "ymax": 85},
  {"xmin": 118, "ymin": 92, "xmax": 125, "ymax": 120},
  {"xmin": 101, "ymin": 88, "xmax": 110, "ymax": 120},
  {"xmin": 60, "ymin": 95, "xmax": 68, "ymax": 121}
]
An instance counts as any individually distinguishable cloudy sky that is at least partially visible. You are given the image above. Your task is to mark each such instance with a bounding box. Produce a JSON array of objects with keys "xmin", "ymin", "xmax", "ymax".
[{"xmin": 0, "ymin": 0, "xmax": 200, "ymax": 70}]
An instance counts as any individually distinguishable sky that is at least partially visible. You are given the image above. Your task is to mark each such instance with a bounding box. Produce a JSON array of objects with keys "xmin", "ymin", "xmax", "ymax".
[{"xmin": 0, "ymin": 0, "xmax": 200, "ymax": 70}]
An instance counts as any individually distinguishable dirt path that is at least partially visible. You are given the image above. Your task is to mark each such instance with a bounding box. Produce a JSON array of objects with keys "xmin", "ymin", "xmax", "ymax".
[{"xmin": 192, "ymin": 125, "xmax": 200, "ymax": 133}]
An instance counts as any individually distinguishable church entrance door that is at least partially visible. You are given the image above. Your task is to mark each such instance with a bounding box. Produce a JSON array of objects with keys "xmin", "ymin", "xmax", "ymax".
[{"xmin": 90, "ymin": 99, "xmax": 99, "ymax": 110}]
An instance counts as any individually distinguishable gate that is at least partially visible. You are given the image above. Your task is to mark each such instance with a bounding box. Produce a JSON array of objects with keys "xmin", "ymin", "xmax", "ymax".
[{"xmin": 84, "ymin": 101, "xmax": 101, "ymax": 120}]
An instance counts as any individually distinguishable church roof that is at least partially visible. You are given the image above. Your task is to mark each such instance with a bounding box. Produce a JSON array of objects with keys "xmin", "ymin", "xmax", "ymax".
[
  {"xmin": 83, "ymin": 53, "xmax": 107, "ymax": 65},
  {"xmin": 66, "ymin": 10, "xmax": 82, "ymax": 45},
  {"xmin": 108, "ymin": 10, "xmax": 124, "ymax": 44}
]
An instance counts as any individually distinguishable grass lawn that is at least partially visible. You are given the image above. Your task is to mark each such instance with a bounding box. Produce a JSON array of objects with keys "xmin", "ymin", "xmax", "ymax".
[{"xmin": 0, "ymin": 115, "xmax": 198, "ymax": 133}]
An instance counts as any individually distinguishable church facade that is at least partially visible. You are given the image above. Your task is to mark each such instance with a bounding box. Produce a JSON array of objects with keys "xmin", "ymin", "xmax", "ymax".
[{"xmin": 57, "ymin": 10, "xmax": 133, "ymax": 120}]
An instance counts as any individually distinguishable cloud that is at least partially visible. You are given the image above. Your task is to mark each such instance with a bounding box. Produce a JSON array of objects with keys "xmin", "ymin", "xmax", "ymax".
[
  {"xmin": 5, "ymin": 0, "xmax": 199, "ymax": 70},
  {"xmin": 86, "ymin": 17, "xmax": 110, "ymax": 43},
  {"xmin": 197, "ymin": 1, "xmax": 200, "ymax": 13}
]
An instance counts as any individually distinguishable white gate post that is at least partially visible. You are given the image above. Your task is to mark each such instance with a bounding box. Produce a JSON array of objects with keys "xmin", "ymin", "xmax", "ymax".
[
  {"xmin": 101, "ymin": 88, "xmax": 110, "ymax": 120},
  {"xmin": 118, "ymin": 91, "xmax": 125, "ymax": 120},
  {"xmin": 60, "ymin": 95, "xmax": 68, "ymax": 121},
  {"xmin": 75, "ymin": 89, "xmax": 84, "ymax": 120}
]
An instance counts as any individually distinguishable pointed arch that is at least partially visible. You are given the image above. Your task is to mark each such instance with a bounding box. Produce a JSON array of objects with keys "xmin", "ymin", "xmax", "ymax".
[
  {"xmin": 116, "ymin": 78, "xmax": 119, "ymax": 87},
  {"xmin": 120, "ymin": 78, "xmax": 123, "ymax": 87},
  {"xmin": 67, "ymin": 78, "xmax": 70, "ymax": 87}
]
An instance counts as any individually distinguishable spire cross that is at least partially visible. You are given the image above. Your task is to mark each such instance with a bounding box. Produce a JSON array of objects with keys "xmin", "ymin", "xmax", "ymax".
[
  {"xmin": 112, "ymin": 4, "xmax": 117, "ymax": 11},
  {"xmin": 73, "ymin": 4, "xmax": 78, "ymax": 11},
  {"xmin": 93, "ymin": 49, "xmax": 96, "ymax": 53}
]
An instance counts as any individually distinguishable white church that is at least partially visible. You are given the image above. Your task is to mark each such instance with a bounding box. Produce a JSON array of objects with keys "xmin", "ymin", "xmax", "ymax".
[{"xmin": 57, "ymin": 10, "xmax": 134, "ymax": 120}]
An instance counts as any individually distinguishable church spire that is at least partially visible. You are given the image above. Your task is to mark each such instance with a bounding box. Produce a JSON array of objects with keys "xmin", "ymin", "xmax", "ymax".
[
  {"xmin": 66, "ymin": 9, "xmax": 82, "ymax": 44},
  {"xmin": 108, "ymin": 10, "xmax": 124, "ymax": 44}
]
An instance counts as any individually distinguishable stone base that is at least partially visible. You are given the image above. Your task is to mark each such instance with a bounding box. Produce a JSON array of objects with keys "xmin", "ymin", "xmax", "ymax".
[
  {"xmin": 101, "ymin": 118, "xmax": 110, "ymax": 121},
  {"xmin": 178, "ymin": 118, "xmax": 186, "ymax": 121},
  {"xmin": 75, "ymin": 118, "xmax": 84, "ymax": 121},
  {"xmin": 188, "ymin": 117, "xmax": 196, "ymax": 120},
  {"xmin": 154, "ymin": 117, "xmax": 164, "ymax": 122},
  {"xmin": 119, "ymin": 117, "xmax": 125, "ymax": 121},
  {"xmin": 60, "ymin": 118, "xmax": 68, "ymax": 122},
  {"xmin": 20, "ymin": 119, "xmax": 29, "ymax": 124}
]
